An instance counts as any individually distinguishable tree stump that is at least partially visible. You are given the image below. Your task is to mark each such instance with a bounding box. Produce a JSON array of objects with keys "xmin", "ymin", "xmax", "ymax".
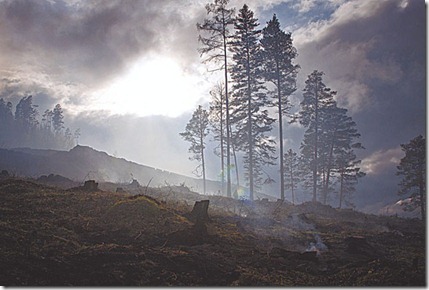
[
  {"xmin": 167, "ymin": 200, "xmax": 210, "ymax": 246},
  {"xmin": 190, "ymin": 200, "xmax": 210, "ymax": 224},
  {"xmin": 83, "ymin": 180, "xmax": 98, "ymax": 192}
]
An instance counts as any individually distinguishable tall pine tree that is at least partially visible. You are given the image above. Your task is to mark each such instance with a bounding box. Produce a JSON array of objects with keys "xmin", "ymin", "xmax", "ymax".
[
  {"xmin": 180, "ymin": 105, "xmax": 210, "ymax": 195},
  {"xmin": 336, "ymin": 149, "xmax": 365, "ymax": 209},
  {"xmin": 298, "ymin": 71, "xmax": 335, "ymax": 202},
  {"xmin": 15, "ymin": 95, "xmax": 38, "ymax": 133},
  {"xmin": 52, "ymin": 104, "xmax": 64, "ymax": 135},
  {"xmin": 229, "ymin": 4, "xmax": 276, "ymax": 200},
  {"xmin": 396, "ymin": 135, "xmax": 426, "ymax": 220},
  {"xmin": 208, "ymin": 83, "xmax": 226, "ymax": 194},
  {"xmin": 197, "ymin": 0, "xmax": 235, "ymax": 198},
  {"xmin": 261, "ymin": 14, "xmax": 299, "ymax": 201},
  {"xmin": 284, "ymin": 148, "xmax": 301, "ymax": 204},
  {"xmin": 317, "ymin": 105, "xmax": 365, "ymax": 207}
]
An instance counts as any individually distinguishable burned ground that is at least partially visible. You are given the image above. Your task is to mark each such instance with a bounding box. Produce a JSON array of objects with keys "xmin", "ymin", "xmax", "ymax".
[{"xmin": 0, "ymin": 178, "xmax": 425, "ymax": 286}]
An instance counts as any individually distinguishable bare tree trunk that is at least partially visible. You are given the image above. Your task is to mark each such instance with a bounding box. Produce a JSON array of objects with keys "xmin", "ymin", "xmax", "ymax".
[
  {"xmin": 246, "ymin": 46, "xmax": 254, "ymax": 201},
  {"xmin": 313, "ymin": 88, "xmax": 319, "ymax": 202},
  {"xmin": 290, "ymin": 167, "xmax": 295, "ymax": 205},
  {"xmin": 277, "ymin": 64, "xmax": 285, "ymax": 201},
  {"xmin": 200, "ymin": 114, "xmax": 206, "ymax": 195},
  {"xmin": 230, "ymin": 124, "xmax": 240, "ymax": 196},
  {"xmin": 323, "ymin": 128, "xmax": 337, "ymax": 205},
  {"xmin": 222, "ymin": 11, "xmax": 232, "ymax": 199},
  {"xmin": 338, "ymin": 169, "xmax": 344, "ymax": 209},
  {"xmin": 220, "ymin": 88, "xmax": 225, "ymax": 196}
]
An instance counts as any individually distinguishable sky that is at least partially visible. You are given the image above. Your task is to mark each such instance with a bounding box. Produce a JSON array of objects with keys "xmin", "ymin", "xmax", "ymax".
[{"xmin": 0, "ymin": 0, "xmax": 426, "ymax": 210}]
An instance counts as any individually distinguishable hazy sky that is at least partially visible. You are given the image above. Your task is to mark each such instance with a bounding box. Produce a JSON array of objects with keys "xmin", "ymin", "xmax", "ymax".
[{"xmin": 0, "ymin": 0, "xmax": 425, "ymax": 207}]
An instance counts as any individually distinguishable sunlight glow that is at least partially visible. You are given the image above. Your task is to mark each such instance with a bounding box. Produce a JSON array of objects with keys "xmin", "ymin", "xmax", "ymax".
[{"xmin": 92, "ymin": 55, "xmax": 207, "ymax": 117}]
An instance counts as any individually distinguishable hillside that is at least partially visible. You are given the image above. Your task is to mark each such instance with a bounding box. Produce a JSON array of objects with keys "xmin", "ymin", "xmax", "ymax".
[
  {"xmin": 0, "ymin": 178, "xmax": 425, "ymax": 286},
  {"xmin": 0, "ymin": 145, "xmax": 223, "ymax": 194}
]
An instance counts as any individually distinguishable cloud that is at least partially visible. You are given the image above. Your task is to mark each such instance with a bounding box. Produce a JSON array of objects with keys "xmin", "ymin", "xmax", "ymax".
[
  {"xmin": 293, "ymin": 0, "xmax": 425, "ymax": 114},
  {"xmin": 0, "ymin": 0, "xmax": 208, "ymax": 108},
  {"xmin": 360, "ymin": 147, "xmax": 402, "ymax": 175}
]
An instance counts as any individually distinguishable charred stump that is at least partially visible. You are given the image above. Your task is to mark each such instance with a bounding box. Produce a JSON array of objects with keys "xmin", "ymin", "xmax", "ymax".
[
  {"xmin": 167, "ymin": 200, "xmax": 210, "ymax": 246},
  {"xmin": 190, "ymin": 200, "xmax": 210, "ymax": 236},
  {"xmin": 83, "ymin": 180, "xmax": 98, "ymax": 192},
  {"xmin": 116, "ymin": 187, "xmax": 126, "ymax": 193},
  {"xmin": 189, "ymin": 200, "xmax": 210, "ymax": 224}
]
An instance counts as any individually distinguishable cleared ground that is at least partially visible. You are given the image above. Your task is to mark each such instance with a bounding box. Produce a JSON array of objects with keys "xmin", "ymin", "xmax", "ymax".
[{"xmin": 0, "ymin": 178, "xmax": 425, "ymax": 286}]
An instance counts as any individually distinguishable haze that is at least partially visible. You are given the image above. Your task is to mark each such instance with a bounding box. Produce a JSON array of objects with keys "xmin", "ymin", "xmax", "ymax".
[{"xmin": 0, "ymin": 0, "xmax": 425, "ymax": 214}]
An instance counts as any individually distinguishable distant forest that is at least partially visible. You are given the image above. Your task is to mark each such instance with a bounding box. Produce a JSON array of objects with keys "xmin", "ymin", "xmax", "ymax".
[{"xmin": 0, "ymin": 95, "xmax": 79, "ymax": 150}]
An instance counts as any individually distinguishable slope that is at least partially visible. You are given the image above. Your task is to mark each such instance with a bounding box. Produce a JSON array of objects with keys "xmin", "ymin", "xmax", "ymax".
[
  {"xmin": 0, "ymin": 178, "xmax": 425, "ymax": 286},
  {"xmin": 0, "ymin": 145, "xmax": 222, "ymax": 194}
]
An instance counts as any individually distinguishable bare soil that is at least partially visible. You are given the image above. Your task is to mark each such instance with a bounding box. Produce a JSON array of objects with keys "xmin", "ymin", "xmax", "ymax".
[{"xmin": 0, "ymin": 178, "xmax": 425, "ymax": 286}]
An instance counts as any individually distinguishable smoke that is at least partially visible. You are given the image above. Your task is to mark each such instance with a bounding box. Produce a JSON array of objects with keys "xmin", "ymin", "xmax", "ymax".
[{"xmin": 306, "ymin": 234, "xmax": 328, "ymax": 256}]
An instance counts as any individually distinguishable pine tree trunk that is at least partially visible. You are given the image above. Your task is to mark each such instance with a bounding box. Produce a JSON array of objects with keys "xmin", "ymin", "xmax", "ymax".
[
  {"xmin": 246, "ymin": 44, "xmax": 254, "ymax": 201},
  {"xmin": 220, "ymin": 90, "xmax": 225, "ymax": 196},
  {"xmin": 200, "ymin": 119, "xmax": 206, "ymax": 195},
  {"xmin": 230, "ymin": 125, "xmax": 240, "ymax": 195},
  {"xmin": 277, "ymin": 64, "xmax": 285, "ymax": 201},
  {"xmin": 323, "ymin": 128, "xmax": 337, "ymax": 205},
  {"xmin": 313, "ymin": 88, "xmax": 319, "ymax": 202},
  {"xmin": 248, "ymin": 89, "xmax": 254, "ymax": 200},
  {"xmin": 339, "ymin": 169, "xmax": 344, "ymax": 209},
  {"xmin": 223, "ymin": 13, "xmax": 232, "ymax": 199},
  {"xmin": 290, "ymin": 168, "xmax": 295, "ymax": 205}
]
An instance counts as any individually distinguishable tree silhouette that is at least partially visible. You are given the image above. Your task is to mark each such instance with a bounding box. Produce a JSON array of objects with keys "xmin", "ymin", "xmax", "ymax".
[
  {"xmin": 0, "ymin": 98, "xmax": 14, "ymax": 146},
  {"xmin": 396, "ymin": 135, "xmax": 426, "ymax": 220},
  {"xmin": 15, "ymin": 95, "xmax": 38, "ymax": 134},
  {"xmin": 336, "ymin": 149, "xmax": 365, "ymax": 209},
  {"xmin": 0, "ymin": 95, "xmax": 78, "ymax": 150},
  {"xmin": 197, "ymin": 0, "xmax": 235, "ymax": 198},
  {"xmin": 319, "ymin": 104, "xmax": 364, "ymax": 205},
  {"xmin": 261, "ymin": 14, "xmax": 299, "ymax": 201},
  {"xmin": 208, "ymin": 83, "xmax": 226, "ymax": 195},
  {"xmin": 298, "ymin": 71, "xmax": 335, "ymax": 202},
  {"xmin": 52, "ymin": 104, "xmax": 64, "ymax": 135},
  {"xmin": 284, "ymin": 148, "xmax": 301, "ymax": 204},
  {"xmin": 229, "ymin": 4, "xmax": 276, "ymax": 200},
  {"xmin": 180, "ymin": 105, "xmax": 210, "ymax": 195}
]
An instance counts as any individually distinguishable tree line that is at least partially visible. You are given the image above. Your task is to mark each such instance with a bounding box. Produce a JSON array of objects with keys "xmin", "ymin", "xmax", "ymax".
[
  {"xmin": 180, "ymin": 0, "xmax": 366, "ymax": 208},
  {"xmin": 396, "ymin": 135, "xmax": 426, "ymax": 220},
  {"xmin": 0, "ymin": 95, "xmax": 80, "ymax": 150}
]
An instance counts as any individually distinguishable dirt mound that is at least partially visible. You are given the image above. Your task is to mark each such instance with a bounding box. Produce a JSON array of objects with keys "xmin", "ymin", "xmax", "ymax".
[{"xmin": 102, "ymin": 195, "xmax": 191, "ymax": 243}]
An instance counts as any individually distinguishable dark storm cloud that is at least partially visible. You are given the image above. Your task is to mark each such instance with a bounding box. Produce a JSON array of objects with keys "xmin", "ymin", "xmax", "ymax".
[{"xmin": 0, "ymin": 0, "xmax": 205, "ymax": 94}]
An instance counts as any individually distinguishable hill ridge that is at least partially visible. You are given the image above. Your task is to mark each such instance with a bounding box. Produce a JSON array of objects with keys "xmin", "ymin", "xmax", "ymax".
[{"xmin": 0, "ymin": 145, "xmax": 221, "ymax": 194}]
